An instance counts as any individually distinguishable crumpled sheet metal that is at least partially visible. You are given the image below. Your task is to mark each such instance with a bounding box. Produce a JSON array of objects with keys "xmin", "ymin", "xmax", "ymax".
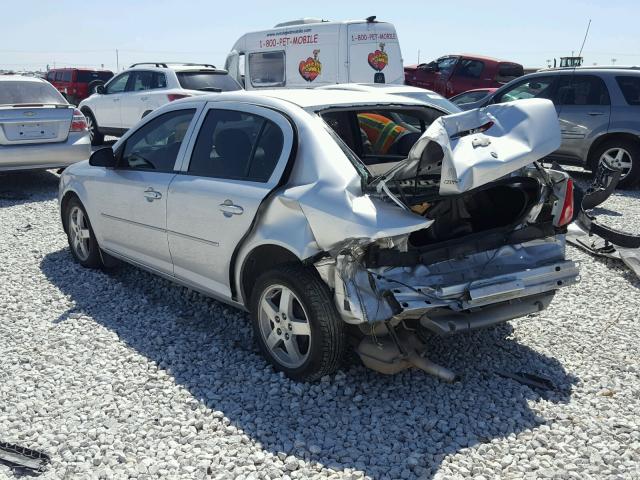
[
  {"xmin": 567, "ymin": 223, "xmax": 640, "ymax": 278},
  {"xmin": 402, "ymin": 98, "xmax": 562, "ymax": 195}
]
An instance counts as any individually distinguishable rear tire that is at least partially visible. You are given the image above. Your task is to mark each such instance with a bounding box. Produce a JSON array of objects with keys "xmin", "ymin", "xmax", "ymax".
[
  {"xmin": 250, "ymin": 263, "xmax": 345, "ymax": 382},
  {"xmin": 591, "ymin": 139, "xmax": 640, "ymax": 188},
  {"xmin": 64, "ymin": 197, "xmax": 103, "ymax": 269},
  {"xmin": 83, "ymin": 109, "xmax": 104, "ymax": 146}
]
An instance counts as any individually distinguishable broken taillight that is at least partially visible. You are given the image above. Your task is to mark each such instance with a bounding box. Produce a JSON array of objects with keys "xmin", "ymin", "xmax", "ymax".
[
  {"xmin": 557, "ymin": 178, "xmax": 574, "ymax": 227},
  {"xmin": 69, "ymin": 108, "xmax": 88, "ymax": 132}
]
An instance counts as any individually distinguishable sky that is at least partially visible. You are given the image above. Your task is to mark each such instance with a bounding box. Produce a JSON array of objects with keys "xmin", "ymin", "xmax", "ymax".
[{"xmin": 2, "ymin": 0, "xmax": 639, "ymax": 72}]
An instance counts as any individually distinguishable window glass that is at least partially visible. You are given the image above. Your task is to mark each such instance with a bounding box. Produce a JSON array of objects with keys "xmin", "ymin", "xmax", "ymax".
[
  {"xmin": 496, "ymin": 77, "xmax": 555, "ymax": 103},
  {"xmin": 176, "ymin": 72, "xmax": 241, "ymax": 91},
  {"xmin": 454, "ymin": 59, "xmax": 484, "ymax": 79},
  {"xmin": 616, "ymin": 76, "xmax": 640, "ymax": 105},
  {"xmin": 189, "ymin": 109, "xmax": 283, "ymax": 182},
  {"xmin": 436, "ymin": 57, "xmax": 458, "ymax": 76},
  {"xmin": 496, "ymin": 63, "xmax": 523, "ymax": 82},
  {"xmin": 47, "ymin": 71, "xmax": 55, "ymax": 81},
  {"xmin": 105, "ymin": 73, "xmax": 130, "ymax": 94},
  {"xmin": 453, "ymin": 91, "xmax": 489, "ymax": 105},
  {"xmin": 248, "ymin": 51, "xmax": 285, "ymax": 87},
  {"xmin": 153, "ymin": 72, "xmax": 167, "ymax": 89},
  {"xmin": 55, "ymin": 71, "xmax": 64, "ymax": 81},
  {"xmin": 61, "ymin": 71, "xmax": 72, "ymax": 82},
  {"xmin": 554, "ymin": 75, "xmax": 609, "ymax": 105},
  {"xmin": 131, "ymin": 71, "xmax": 154, "ymax": 91},
  {"xmin": 321, "ymin": 107, "xmax": 443, "ymax": 167},
  {"xmin": 0, "ymin": 81, "xmax": 66, "ymax": 105},
  {"xmin": 121, "ymin": 109, "xmax": 195, "ymax": 171},
  {"xmin": 77, "ymin": 71, "xmax": 114, "ymax": 83}
]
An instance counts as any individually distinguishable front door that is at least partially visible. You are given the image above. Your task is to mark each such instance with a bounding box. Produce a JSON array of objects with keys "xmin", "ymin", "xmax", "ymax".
[
  {"xmin": 166, "ymin": 102, "xmax": 294, "ymax": 297},
  {"xmin": 96, "ymin": 107, "xmax": 198, "ymax": 273},
  {"xmin": 95, "ymin": 72, "xmax": 131, "ymax": 128},
  {"xmin": 553, "ymin": 74, "xmax": 611, "ymax": 159}
]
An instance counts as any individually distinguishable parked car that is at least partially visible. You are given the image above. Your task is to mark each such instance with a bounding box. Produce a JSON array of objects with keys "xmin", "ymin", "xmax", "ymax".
[
  {"xmin": 404, "ymin": 55, "xmax": 524, "ymax": 98},
  {"xmin": 225, "ymin": 17, "xmax": 404, "ymax": 89},
  {"xmin": 318, "ymin": 83, "xmax": 461, "ymax": 113},
  {"xmin": 450, "ymin": 87, "xmax": 497, "ymax": 107},
  {"xmin": 458, "ymin": 67, "xmax": 640, "ymax": 187},
  {"xmin": 0, "ymin": 75, "xmax": 90, "ymax": 172},
  {"xmin": 46, "ymin": 68, "xmax": 114, "ymax": 105},
  {"xmin": 59, "ymin": 90, "xmax": 577, "ymax": 381},
  {"xmin": 78, "ymin": 63, "xmax": 242, "ymax": 145}
]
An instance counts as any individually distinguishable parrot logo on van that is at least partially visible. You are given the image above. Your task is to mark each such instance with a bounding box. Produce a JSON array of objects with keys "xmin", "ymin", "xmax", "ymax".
[
  {"xmin": 368, "ymin": 43, "xmax": 388, "ymax": 71},
  {"xmin": 299, "ymin": 49, "xmax": 322, "ymax": 82}
]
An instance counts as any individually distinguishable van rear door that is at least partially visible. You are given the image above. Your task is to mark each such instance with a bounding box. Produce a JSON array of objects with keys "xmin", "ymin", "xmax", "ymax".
[{"xmin": 347, "ymin": 22, "xmax": 403, "ymax": 84}]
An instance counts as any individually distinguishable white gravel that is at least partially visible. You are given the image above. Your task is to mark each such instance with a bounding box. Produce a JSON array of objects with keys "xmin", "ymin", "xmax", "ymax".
[{"xmin": 0, "ymin": 169, "xmax": 639, "ymax": 479}]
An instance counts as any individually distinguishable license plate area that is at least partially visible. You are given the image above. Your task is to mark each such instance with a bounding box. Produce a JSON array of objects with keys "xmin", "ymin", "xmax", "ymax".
[{"xmin": 16, "ymin": 123, "xmax": 56, "ymax": 140}]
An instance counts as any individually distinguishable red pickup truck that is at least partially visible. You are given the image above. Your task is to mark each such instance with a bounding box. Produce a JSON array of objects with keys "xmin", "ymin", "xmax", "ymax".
[{"xmin": 404, "ymin": 54, "xmax": 523, "ymax": 98}]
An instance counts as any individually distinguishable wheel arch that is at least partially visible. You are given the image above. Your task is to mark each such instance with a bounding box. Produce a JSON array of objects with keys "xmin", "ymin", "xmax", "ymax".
[
  {"xmin": 239, "ymin": 244, "xmax": 305, "ymax": 307},
  {"xmin": 586, "ymin": 132, "xmax": 640, "ymax": 170},
  {"xmin": 60, "ymin": 190, "xmax": 81, "ymax": 234}
]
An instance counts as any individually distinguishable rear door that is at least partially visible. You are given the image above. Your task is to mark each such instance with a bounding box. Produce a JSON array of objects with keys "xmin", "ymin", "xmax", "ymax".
[
  {"xmin": 121, "ymin": 70, "xmax": 156, "ymax": 129},
  {"xmin": 553, "ymin": 75, "xmax": 611, "ymax": 159},
  {"xmin": 166, "ymin": 102, "xmax": 294, "ymax": 297},
  {"xmin": 93, "ymin": 107, "xmax": 198, "ymax": 273},
  {"xmin": 347, "ymin": 22, "xmax": 404, "ymax": 84}
]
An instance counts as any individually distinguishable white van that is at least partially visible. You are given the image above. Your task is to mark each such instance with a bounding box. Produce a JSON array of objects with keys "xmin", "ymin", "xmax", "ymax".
[{"xmin": 224, "ymin": 17, "xmax": 404, "ymax": 89}]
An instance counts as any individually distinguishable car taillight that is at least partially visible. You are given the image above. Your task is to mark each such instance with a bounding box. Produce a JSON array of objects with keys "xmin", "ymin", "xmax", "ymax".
[
  {"xmin": 70, "ymin": 108, "xmax": 88, "ymax": 132},
  {"xmin": 167, "ymin": 93, "xmax": 191, "ymax": 102},
  {"xmin": 557, "ymin": 178, "xmax": 574, "ymax": 227}
]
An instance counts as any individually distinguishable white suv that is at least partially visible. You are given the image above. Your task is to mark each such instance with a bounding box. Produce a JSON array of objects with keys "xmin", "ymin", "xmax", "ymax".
[{"xmin": 78, "ymin": 63, "xmax": 242, "ymax": 145}]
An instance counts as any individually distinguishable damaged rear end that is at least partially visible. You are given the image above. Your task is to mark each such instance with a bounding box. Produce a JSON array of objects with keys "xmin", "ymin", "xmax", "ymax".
[{"xmin": 313, "ymin": 99, "xmax": 579, "ymax": 380}]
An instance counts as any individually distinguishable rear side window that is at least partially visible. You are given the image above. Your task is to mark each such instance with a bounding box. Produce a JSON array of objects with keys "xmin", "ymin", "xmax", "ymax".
[
  {"xmin": 454, "ymin": 59, "xmax": 484, "ymax": 79},
  {"xmin": 61, "ymin": 71, "xmax": 72, "ymax": 82},
  {"xmin": 248, "ymin": 51, "xmax": 285, "ymax": 87},
  {"xmin": 616, "ymin": 76, "xmax": 640, "ymax": 105},
  {"xmin": 176, "ymin": 71, "xmax": 241, "ymax": 92},
  {"xmin": 0, "ymin": 81, "xmax": 66, "ymax": 105},
  {"xmin": 189, "ymin": 109, "xmax": 283, "ymax": 182},
  {"xmin": 554, "ymin": 75, "xmax": 610, "ymax": 105},
  {"xmin": 121, "ymin": 109, "xmax": 196, "ymax": 172},
  {"xmin": 496, "ymin": 63, "xmax": 524, "ymax": 83},
  {"xmin": 55, "ymin": 71, "xmax": 64, "ymax": 81},
  {"xmin": 154, "ymin": 72, "xmax": 167, "ymax": 89},
  {"xmin": 131, "ymin": 71, "xmax": 155, "ymax": 91},
  {"xmin": 77, "ymin": 71, "xmax": 114, "ymax": 83}
]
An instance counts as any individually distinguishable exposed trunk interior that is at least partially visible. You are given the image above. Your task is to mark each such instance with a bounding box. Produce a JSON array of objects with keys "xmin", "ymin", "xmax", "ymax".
[{"xmin": 408, "ymin": 176, "xmax": 542, "ymax": 247}]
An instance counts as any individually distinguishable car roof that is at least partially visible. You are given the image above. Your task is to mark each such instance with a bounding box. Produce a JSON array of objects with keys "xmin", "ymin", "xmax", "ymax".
[
  {"xmin": 531, "ymin": 67, "xmax": 640, "ymax": 76},
  {"xmin": 126, "ymin": 64, "xmax": 227, "ymax": 74},
  {"xmin": 0, "ymin": 74, "xmax": 46, "ymax": 83},
  {"xmin": 319, "ymin": 83, "xmax": 438, "ymax": 95},
  {"xmin": 176, "ymin": 89, "xmax": 428, "ymax": 110}
]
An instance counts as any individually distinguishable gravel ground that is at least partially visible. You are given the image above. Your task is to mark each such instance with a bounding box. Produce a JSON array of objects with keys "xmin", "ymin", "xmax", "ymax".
[{"xmin": 0, "ymin": 169, "xmax": 639, "ymax": 480}]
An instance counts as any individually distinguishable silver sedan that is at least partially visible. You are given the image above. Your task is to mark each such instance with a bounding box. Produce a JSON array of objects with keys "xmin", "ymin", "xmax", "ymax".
[
  {"xmin": 59, "ymin": 90, "xmax": 578, "ymax": 382},
  {"xmin": 0, "ymin": 75, "xmax": 90, "ymax": 172}
]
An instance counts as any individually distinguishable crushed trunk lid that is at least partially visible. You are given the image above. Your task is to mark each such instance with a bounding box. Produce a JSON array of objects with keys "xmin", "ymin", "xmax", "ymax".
[{"xmin": 374, "ymin": 98, "xmax": 562, "ymax": 195}]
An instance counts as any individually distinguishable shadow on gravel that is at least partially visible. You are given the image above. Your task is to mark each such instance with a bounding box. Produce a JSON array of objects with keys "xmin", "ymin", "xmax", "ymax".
[
  {"xmin": 41, "ymin": 248, "xmax": 578, "ymax": 479},
  {"xmin": 0, "ymin": 170, "xmax": 59, "ymax": 207}
]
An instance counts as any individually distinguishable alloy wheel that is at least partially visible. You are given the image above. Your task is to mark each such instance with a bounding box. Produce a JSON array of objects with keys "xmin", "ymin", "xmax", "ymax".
[
  {"xmin": 69, "ymin": 206, "xmax": 91, "ymax": 261},
  {"xmin": 86, "ymin": 115, "xmax": 95, "ymax": 141},
  {"xmin": 258, "ymin": 284, "xmax": 312, "ymax": 369},
  {"xmin": 599, "ymin": 147, "xmax": 633, "ymax": 179}
]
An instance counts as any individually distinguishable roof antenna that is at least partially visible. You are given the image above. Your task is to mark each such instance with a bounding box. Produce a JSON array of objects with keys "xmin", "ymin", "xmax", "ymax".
[
  {"xmin": 366, "ymin": 15, "xmax": 377, "ymax": 23},
  {"xmin": 558, "ymin": 19, "xmax": 591, "ymax": 118}
]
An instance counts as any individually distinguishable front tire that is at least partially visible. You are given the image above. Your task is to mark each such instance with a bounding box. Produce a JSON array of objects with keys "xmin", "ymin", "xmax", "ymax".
[
  {"xmin": 83, "ymin": 109, "xmax": 104, "ymax": 146},
  {"xmin": 250, "ymin": 263, "xmax": 345, "ymax": 382},
  {"xmin": 65, "ymin": 198, "xmax": 103, "ymax": 268},
  {"xmin": 592, "ymin": 139, "xmax": 640, "ymax": 188}
]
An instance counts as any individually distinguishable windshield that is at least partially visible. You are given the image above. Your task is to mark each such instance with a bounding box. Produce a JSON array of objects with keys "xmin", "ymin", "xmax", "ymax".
[
  {"xmin": 0, "ymin": 81, "xmax": 66, "ymax": 105},
  {"xmin": 391, "ymin": 92, "xmax": 461, "ymax": 113},
  {"xmin": 319, "ymin": 105, "xmax": 447, "ymax": 178},
  {"xmin": 176, "ymin": 71, "xmax": 242, "ymax": 92}
]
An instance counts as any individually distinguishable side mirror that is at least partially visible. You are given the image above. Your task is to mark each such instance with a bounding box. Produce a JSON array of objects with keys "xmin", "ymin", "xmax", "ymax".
[
  {"xmin": 95, "ymin": 85, "xmax": 105, "ymax": 94},
  {"xmin": 89, "ymin": 147, "xmax": 117, "ymax": 168}
]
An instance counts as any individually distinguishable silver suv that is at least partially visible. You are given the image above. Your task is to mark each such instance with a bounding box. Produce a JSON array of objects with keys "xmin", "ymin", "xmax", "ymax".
[{"xmin": 461, "ymin": 68, "xmax": 640, "ymax": 187}]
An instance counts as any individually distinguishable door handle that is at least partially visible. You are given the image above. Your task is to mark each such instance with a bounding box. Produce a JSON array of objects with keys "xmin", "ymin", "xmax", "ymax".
[
  {"xmin": 588, "ymin": 111, "xmax": 605, "ymax": 116},
  {"xmin": 144, "ymin": 187, "xmax": 162, "ymax": 202},
  {"xmin": 219, "ymin": 199, "xmax": 244, "ymax": 217},
  {"xmin": 140, "ymin": 96, "xmax": 148, "ymax": 101},
  {"xmin": 113, "ymin": 98, "xmax": 120, "ymax": 102}
]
